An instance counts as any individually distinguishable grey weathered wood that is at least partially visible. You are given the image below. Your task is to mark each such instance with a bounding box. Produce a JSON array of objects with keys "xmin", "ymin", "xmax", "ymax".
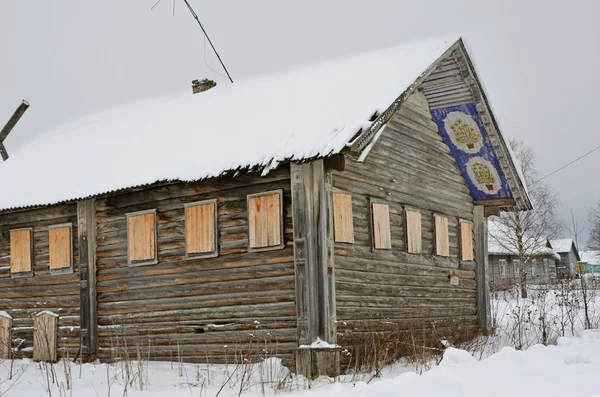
[
  {"xmin": 0, "ymin": 100, "xmax": 30, "ymax": 161},
  {"xmin": 473, "ymin": 205, "xmax": 490, "ymax": 333},
  {"xmin": 78, "ymin": 199, "xmax": 97, "ymax": 360},
  {"xmin": 291, "ymin": 160, "xmax": 339, "ymax": 378}
]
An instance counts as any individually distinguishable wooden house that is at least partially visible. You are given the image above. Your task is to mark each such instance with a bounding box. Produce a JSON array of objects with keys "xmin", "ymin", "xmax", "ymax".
[
  {"xmin": 488, "ymin": 243, "xmax": 560, "ymax": 288},
  {"xmin": 549, "ymin": 239, "xmax": 581, "ymax": 278},
  {"xmin": 0, "ymin": 37, "xmax": 530, "ymax": 377}
]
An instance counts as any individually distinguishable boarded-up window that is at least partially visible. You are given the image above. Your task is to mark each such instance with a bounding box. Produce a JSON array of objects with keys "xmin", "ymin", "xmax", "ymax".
[
  {"xmin": 33, "ymin": 311, "xmax": 58, "ymax": 362},
  {"xmin": 405, "ymin": 210, "xmax": 422, "ymax": 254},
  {"xmin": 435, "ymin": 215, "xmax": 450, "ymax": 257},
  {"xmin": 0, "ymin": 313, "xmax": 12, "ymax": 359},
  {"xmin": 372, "ymin": 203, "xmax": 391, "ymax": 249},
  {"xmin": 127, "ymin": 210, "xmax": 157, "ymax": 265},
  {"xmin": 185, "ymin": 200, "xmax": 217, "ymax": 256},
  {"xmin": 333, "ymin": 193, "xmax": 354, "ymax": 243},
  {"xmin": 49, "ymin": 224, "xmax": 72, "ymax": 272},
  {"xmin": 460, "ymin": 221, "xmax": 474, "ymax": 261},
  {"xmin": 248, "ymin": 191, "xmax": 283, "ymax": 250},
  {"xmin": 10, "ymin": 229, "xmax": 32, "ymax": 275}
]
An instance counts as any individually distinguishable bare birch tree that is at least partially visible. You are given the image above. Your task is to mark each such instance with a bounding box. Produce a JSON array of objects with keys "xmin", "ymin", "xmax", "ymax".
[
  {"xmin": 489, "ymin": 139, "xmax": 561, "ymax": 298},
  {"xmin": 588, "ymin": 201, "xmax": 600, "ymax": 250}
]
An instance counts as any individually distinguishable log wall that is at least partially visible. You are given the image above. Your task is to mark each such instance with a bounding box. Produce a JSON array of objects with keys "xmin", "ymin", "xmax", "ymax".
[
  {"xmin": 333, "ymin": 91, "xmax": 479, "ymax": 339},
  {"xmin": 93, "ymin": 167, "xmax": 297, "ymax": 365},
  {"xmin": 0, "ymin": 204, "xmax": 80, "ymax": 359}
]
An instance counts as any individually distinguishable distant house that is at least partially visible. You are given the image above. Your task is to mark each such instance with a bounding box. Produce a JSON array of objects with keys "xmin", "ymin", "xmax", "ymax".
[
  {"xmin": 580, "ymin": 251, "xmax": 600, "ymax": 273},
  {"xmin": 549, "ymin": 239, "xmax": 581, "ymax": 278},
  {"xmin": 0, "ymin": 37, "xmax": 530, "ymax": 376},
  {"xmin": 488, "ymin": 237, "xmax": 560, "ymax": 287}
]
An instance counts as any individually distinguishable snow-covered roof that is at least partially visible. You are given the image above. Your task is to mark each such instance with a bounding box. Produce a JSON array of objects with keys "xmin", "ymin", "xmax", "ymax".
[
  {"xmin": 0, "ymin": 37, "xmax": 460, "ymax": 211},
  {"xmin": 549, "ymin": 239, "xmax": 575, "ymax": 253},
  {"xmin": 487, "ymin": 219, "xmax": 560, "ymax": 260},
  {"xmin": 580, "ymin": 250, "xmax": 600, "ymax": 265}
]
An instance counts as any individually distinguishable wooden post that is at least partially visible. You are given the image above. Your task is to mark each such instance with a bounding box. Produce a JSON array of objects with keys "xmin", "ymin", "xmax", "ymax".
[
  {"xmin": 0, "ymin": 311, "xmax": 12, "ymax": 359},
  {"xmin": 78, "ymin": 199, "xmax": 97, "ymax": 361},
  {"xmin": 291, "ymin": 160, "xmax": 339, "ymax": 378},
  {"xmin": 33, "ymin": 311, "xmax": 58, "ymax": 362},
  {"xmin": 474, "ymin": 205, "xmax": 491, "ymax": 333},
  {"xmin": 0, "ymin": 100, "xmax": 30, "ymax": 161}
]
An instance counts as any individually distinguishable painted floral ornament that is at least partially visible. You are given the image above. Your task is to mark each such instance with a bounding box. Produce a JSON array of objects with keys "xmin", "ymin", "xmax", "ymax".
[
  {"xmin": 443, "ymin": 111, "xmax": 483, "ymax": 154},
  {"xmin": 465, "ymin": 157, "xmax": 501, "ymax": 195}
]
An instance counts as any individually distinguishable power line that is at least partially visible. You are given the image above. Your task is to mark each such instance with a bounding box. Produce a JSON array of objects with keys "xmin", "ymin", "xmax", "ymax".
[
  {"xmin": 182, "ymin": 0, "xmax": 234, "ymax": 83},
  {"xmin": 535, "ymin": 144, "xmax": 600, "ymax": 183}
]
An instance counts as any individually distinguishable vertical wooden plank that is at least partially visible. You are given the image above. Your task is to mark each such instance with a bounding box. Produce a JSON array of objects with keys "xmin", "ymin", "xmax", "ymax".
[
  {"xmin": 186, "ymin": 202, "xmax": 216, "ymax": 254},
  {"xmin": 406, "ymin": 210, "xmax": 422, "ymax": 254},
  {"xmin": 78, "ymin": 199, "xmax": 97, "ymax": 361},
  {"xmin": 474, "ymin": 205, "xmax": 491, "ymax": 334},
  {"xmin": 435, "ymin": 215, "xmax": 450, "ymax": 257},
  {"xmin": 248, "ymin": 197, "xmax": 257, "ymax": 248},
  {"xmin": 372, "ymin": 203, "xmax": 391, "ymax": 249},
  {"xmin": 266, "ymin": 194, "xmax": 281, "ymax": 246},
  {"xmin": 10, "ymin": 229, "xmax": 32, "ymax": 274},
  {"xmin": 248, "ymin": 193, "xmax": 282, "ymax": 249},
  {"xmin": 49, "ymin": 226, "xmax": 72, "ymax": 270},
  {"xmin": 332, "ymin": 193, "xmax": 354, "ymax": 243},
  {"xmin": 33, "ymin": 312, "xmax": 58, "ymax": 362},
  {"xmin": 460, "ymin": 221, "xmax": 474, "ymax": 261},
  {"xmin": 0, "ymin": 317, "xmax": 11, "ymax": 359}
]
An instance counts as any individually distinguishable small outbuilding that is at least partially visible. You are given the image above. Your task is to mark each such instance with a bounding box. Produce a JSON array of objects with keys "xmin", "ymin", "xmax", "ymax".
[{"xmin": 0, "ymin": 37, "xmax": 530, "ymax": 376}]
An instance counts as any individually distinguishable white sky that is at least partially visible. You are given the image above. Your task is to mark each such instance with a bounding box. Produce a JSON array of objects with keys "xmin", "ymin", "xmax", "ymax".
[{"xmin": 1, "ymin": 1, "xmax": 599, "ymax": 245}]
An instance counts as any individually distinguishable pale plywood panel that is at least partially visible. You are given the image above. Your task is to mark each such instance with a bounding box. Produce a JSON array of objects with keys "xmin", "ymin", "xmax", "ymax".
[
  {"xmin": 49, "ymin": 226, "xmax": 71, "ymax": 270},
  {"xmin": 33, "ymin": 314, "xmax": 57, "ymax": 362},
  {"xmin": 406, "ymin": 210, "xmax": 422, "ymax": 254},
  {"xmin": 435, "ymin": 215, "xmax": 450, "ymax": 257},
  {"xmin": 333, "ymin": 193, "xmax": 354, "ymax": 243},
  {"xmin": 128, "ymin": 213, "xmax": 155, "ymax": 262},
  {"xmin": 0, "ymin": 318, "xmax": 11, "ymax": 359},
  {"xmin": 372, "ymin": 203, "xmax": 391, "ymax": 249},
  {"xmin": 10, "ymin": 229, "xmax": 31, "ymax": 274},
  {"xmin": 460, "ymin": 221, "xmax": 474, "ymax": 261},
  {"xmin": 249, "ymin": 193, "xmax": 281, "ymax": 249},
  {"xmin": 186, "ymin": 202, "xmax": 216, "ymax": 254}
]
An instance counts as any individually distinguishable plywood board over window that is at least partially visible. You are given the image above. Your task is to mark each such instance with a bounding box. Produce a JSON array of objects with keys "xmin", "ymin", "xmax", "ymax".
[
  {"xmin": 0, "ymin": 312, "xmax": 12, "ymax": 359},
  {"xmin": 460, "ymin": 221, "xmax": 474, "ymax": 261},
  {"xmin": 185, "ymin": 199, "xmax": 218, "ymax": 258},
  {"xmin": 49, "ymin": 224, "xmax": 73, "ymax": 274},
  {"xmin": 10, "ymin": 228, "xmax": 33, "ymax": 276},
  {"xmin": 333, "ymin": 193, "xmax": 354, "ymax": 243},
  {"xmin": 247, "ymin": 190, "xmax": 284, "ymax": 251},
  {"xmin": 371, "ymin": 202, "xmax": 391, "ymax": 250},
  {"xmin": 33, "ymin": 311, "xmax": 58, "ymax": 362},
  {"xmin": 127, "ymin": 210, "xmax": 157, "ymax": 266},
  {"xmin": 405, "ymin": 209, "xmax": 422, "ymax": 254},
  {"xmin": 434, "ymin": 214, "xmax": 450, "ymax": 257}
]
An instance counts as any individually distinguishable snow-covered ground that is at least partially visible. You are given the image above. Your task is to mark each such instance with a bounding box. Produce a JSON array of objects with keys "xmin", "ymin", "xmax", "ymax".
[{"xmin": 3, "ymin": 283, "xmax": 600, "ymax": 397}]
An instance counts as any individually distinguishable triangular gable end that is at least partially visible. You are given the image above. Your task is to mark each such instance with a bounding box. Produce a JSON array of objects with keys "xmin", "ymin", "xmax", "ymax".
[{"xmin": 353, "ymin": 39, "xmax": 532, "ymax": 212}]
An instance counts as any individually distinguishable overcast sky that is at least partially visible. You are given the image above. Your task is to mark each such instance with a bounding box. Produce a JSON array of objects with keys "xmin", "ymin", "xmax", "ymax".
[{"xmin": 1, "ymin": 1, "xmax": 599, "ymax": 246}]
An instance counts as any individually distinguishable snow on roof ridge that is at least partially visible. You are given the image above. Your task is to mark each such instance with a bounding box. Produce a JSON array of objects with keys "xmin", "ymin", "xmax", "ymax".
[
  {"xmin": 35, "ymin": 310, "xmax": 60, "ymax": 318},
  {"xmin": 0, "ymin": 36, "xmax": 459, "ymax": 211}
]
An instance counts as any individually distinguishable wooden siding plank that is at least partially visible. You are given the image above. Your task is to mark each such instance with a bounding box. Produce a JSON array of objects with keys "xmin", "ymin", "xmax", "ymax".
[
  {"xmin": 0, "ymin": 318, "xmax": 11, "ymax": 359},
  {"xmin": 435, "ymin": 215, "xmax": 450, "ymax": 257},
  {"xmin": 49, "ymin": 226, "xmax": 71, "ymax": 270},
  {"xmin": 332, "ymin": 193, "xmax": 354, "ymax": 243},
  {"xmin": 460, "ymin": 221, "xmax": 474, "ymax": 261},
  {"xmin": 406, "ymin": 210, "xmax": 422, "ymax": 254},
  {"xmin": 33, "ymin": 313, "xmax": 58, "ymax": 362},
  {"xmin": 372, "ymin": 203, "xmax": 391, "ymax": 249},
  {"xmin": 128, "ymin": 212, "xmax": 155, "ymax": 262},
  {"xmin": 186, "ymin": 202, "xmax": 216, "ymax": 254},
  {"xmin": 10, "ymin": 229, "xmax": 32, "ymax": 274}
]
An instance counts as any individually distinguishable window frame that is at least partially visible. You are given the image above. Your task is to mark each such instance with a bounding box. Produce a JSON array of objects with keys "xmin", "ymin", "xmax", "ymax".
[
  {"xmin": 369, "ymin": 199, "xmax": 392, "ymax": 251},
  {"xmin": 184, "ymin": 199, "xmax": 219, "ymax": 260},
  {"xmin": 9, "ymin": 227, "xmax": 34, "ymax": 278},
  {"xmin": 48, "ymin": 223, "xmax": 74, "ymax": 275},
  {"xmin": 126, "ymin": 209, "xmax": 158, "ymax": 267},
  {"xmin": 433, "ymin": 213, "xmax": 450, "ymax": 257},
  {"xmin": 247, "ymin": 189, "xmax": 285, "ymax": 253},
  {"xmin": 404, "ymin": 206, "xmax": 422, "ymax": 254}
]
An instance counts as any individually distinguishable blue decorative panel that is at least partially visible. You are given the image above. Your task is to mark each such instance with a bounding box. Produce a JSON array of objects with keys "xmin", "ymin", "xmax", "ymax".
[{"xmin": 430, "ymin": 104, "xmax": 512, "ymax": 200}]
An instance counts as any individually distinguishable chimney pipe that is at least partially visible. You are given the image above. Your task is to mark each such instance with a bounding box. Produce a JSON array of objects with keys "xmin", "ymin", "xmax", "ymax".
[{"xmin": 192, "ymin": 79, "xmax": 217, "ymax": 94}]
